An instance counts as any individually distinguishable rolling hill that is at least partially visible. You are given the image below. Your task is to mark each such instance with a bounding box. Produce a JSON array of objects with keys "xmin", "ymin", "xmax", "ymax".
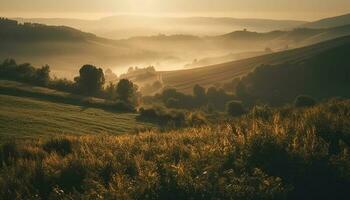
[
  {"xmin": 302, "ymin": 13, "xmax": 350, "ymax": 29},
  {"xmin": 160, "ymin": 35, "xmax": 350, "ymax": 93},
  {"xmin": 0, "ymin": 80, "xmax": 154, "ymax": 139},
  {"xmin": 0, "ymin": 18, "xmax": 165, "ymax": 78},
  {"xmin": 2, "ymin": 16, "xmax": 350, "ymax": 80},
  {"xmin": 15, "ymin": 15, "xmax": 307, "ymax": 39}
]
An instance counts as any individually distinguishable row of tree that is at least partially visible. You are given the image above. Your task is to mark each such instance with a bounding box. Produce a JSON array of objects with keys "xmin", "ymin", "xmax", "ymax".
[{"xmin": 0, "ymin": 59, "xmax": 138, "ymax": 106}]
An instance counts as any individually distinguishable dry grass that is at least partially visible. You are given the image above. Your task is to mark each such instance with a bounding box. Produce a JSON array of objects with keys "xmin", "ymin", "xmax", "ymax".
[{"xmin": 0, "ymin": 99, "xmax": 349, "ymax": 199}]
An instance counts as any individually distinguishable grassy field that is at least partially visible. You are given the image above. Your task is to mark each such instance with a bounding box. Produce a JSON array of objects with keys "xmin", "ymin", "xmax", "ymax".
[
  {"xmin": 0, "ymin": 99, "xmax": 349, "ymax": 199},
  {"xmin": 0, "ymin": 94, "xmax": 154, "ymax": 139},
  {"xmin": 0, "ymin": 80, "xmax": 155, "ymax": 139},
  {"xmin": 161, "ymin": 35, "xmax": 350, "ymax": 93}
]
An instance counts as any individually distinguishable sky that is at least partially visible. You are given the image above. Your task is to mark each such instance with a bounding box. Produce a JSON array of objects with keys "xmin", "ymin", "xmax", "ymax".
[{"xmin": 1, "ymin": 0, "xmax": 350, "ymax": 21}]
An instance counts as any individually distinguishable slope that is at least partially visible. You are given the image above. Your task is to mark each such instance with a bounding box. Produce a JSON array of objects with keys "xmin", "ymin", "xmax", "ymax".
[
  {"xmin": 0, "ymin": 18, "xmax": 162, "ymax": 77},
  {"xmin": 302, "ymin": 13, "xmax": 350, "ymax": 29},
  {"xmin": 0, "ymin": 80, "xmax": 154, "ymax": 139},
  {"xmin": 160, "ymin": 35, "xmax": 350, "ymax": 93}
]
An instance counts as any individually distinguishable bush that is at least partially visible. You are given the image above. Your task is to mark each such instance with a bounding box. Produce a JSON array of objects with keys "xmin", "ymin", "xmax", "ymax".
[
  {"xmin": 294, "ymin": 95, "xmax": 316, "ymax": 108},
  {"xmin": 114, "ymin": 100, "xmax": 136, "ymax": 112},
  {"xmin": 186, "ymin": 112, "xmax": 208, "ymax": 127},
  {"xmin": 226, "ymin": 100, "xmax": 245, "ymax": 117},
  {"xmin": 42, "ymin": 138, "xmax": 73, "ymax": 156},
  {"xmin": 0, "ymin": 142, "xmax": 18, "ymax": 167},
  {"xmin": 165, "ymin": 98, "xmax": 180, "ymax": 108},
  {"xmin": 139, "ymin": 107, "xmax": 186, "ymax": 127},
  {"xmin": 58, "ymin": 161, "xmax": 87, "ymax": 192},
  {"xmin": 250, "ymin": 105, "xmax": 273, "ymax": 120}
]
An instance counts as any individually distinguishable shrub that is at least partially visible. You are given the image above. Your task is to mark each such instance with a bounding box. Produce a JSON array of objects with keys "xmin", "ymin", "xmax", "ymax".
[
  {"xmin": 165, "ymin": 98, "xmax": 180, "ymax": 108},
  {"xmin": 42, "ymin": 138, "xmax": 73, "ymax": 156},
  {"xmin": 245, "ymin": 134, "xmax": 290, "ymax": 178},
  {"xmin": 0, "ymin": 142, "xmax": 18, "ymax": 167},
  {"xmin": 139, "ymin": 107, "xmax": 158, "ymax": 119},
  {"xmin": 226, "ymin": 100, "xmax": 245, "ymax": 117},
  {"xmin": 186, "ymin": 112, "xmax": 208, "ymax": 127},
  {"xmin": 250, "ymin": 105, "xmax": 273, "ymax": 120},
  {"xmin": 294, "ymin": 95, "xmax": 316, "ymax": 107},
  {"xmin": 139, "ymin": 107, "xmax": 186, "ymax": 127},
  {"xmin": 58, "ymin": 161, "xmax": 87, "ymax": 192},
  {"xmin": 114, "ymin": 100, "xmax": 136, "ymax": 112}
]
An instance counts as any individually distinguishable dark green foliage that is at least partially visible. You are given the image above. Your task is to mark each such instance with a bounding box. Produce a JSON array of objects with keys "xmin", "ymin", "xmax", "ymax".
[
  {"xmin": 116, "ymin": 79, "xmax": 138, "ymax": 105},
  {"xmin": 58, "ymin": 161, "xmax": 87, "ymax": 192},
  {"xmin": 226, "ymin": 100, "xmax": 245, "ymax": 116},
  {"xmin": 42, "ymin": 138, "xmax": 73, "ymax": 156},
  {"xmin": 160, "ymin": 85, "xmax": 235, "ymax": 111},
  {"xmin": 0, "ymin": 59, "xmax": 51, "ymax": 87},
  {"xmin": 48, "ymin": 78, "xmax": 76, "ymax": 93},
  {"xmin": 75, "ymin": 64, "xmax": 105, "ymax": 96},
  {"xmin": 207, "ymin": 87, "xmax": 235, "ymax": 110},
  {"xmin": 35, "ymin": 65, "xmax": 50, "ymax": 86},
  {"xmin": 139, "ymin": 107, "xmax": 186, "ymax": 127},
  {"xmin": 193, "ymin": 84, "xmax": 206, "ymax": 99},
  {"xmin": 294, "ymin": 95, "xmax": 316, "ymax": 107},
  {"xmin": 0, "ymin": 142, "xmax": 18, "ymax": 167},
  {"xmin": 160, "ymin": 88, "xmax": 196, "ymax": 109},
  {"xmin": 114, "ymin": 100, "xmax": 136, "ymax": 112},
  {"xmin": 165, "ymin": 98, "xmax": 180, "ymax": 108}
]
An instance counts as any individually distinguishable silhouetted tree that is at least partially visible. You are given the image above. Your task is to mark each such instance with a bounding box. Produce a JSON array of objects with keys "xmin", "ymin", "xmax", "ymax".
[
  {"xmin": 193, "ymin": 84, "xmax": 206, "ymax": 106},
  {"xmin": 75, "ymin": 65, "xmax": 105, "ymax": 96},
  {"xmin": 116, "ymin": 79, "xmax": 136, "ymax": 103},
  {"xmin": 35, "ymin": 65, "xmax": 50, "ymax": 86},
  {"xmin": 226, "ymin": 101, "xmax": 245, "ymax": 117}
]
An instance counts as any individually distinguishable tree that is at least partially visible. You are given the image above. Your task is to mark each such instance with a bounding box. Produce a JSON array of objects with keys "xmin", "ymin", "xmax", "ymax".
[
  {"xmin": 36, "ymin": 65, "xmax": 50, "ymax": 86},
  {"xmin": 105, "ymin": 82, "xmax": 116, "ymax": 100},
  {"xmin": 193, "ymin": 84, "xmax": 206, "ymax": 99},
  {"xmin": 116, "ymin": 79, "xmax": 136, "ymax": 103},
  {"xmin": 193, "ymin": 84, "xmax": 206, "ymax": 106},
  {"xmin": 226, "ymin": 101, "xmax": 245, "ymax": 117},
  {"xmin": 75, "ymin": 65, "xmax": 105, "ymax": 96}
]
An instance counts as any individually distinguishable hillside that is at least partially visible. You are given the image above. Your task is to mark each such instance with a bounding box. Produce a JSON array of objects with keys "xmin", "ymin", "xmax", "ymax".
[
  {"xmin": 0, "ymin": 80, "xmax": 154, "ymax": 138},
  {"xmin": 161, "ymin": 35, "xmax": 350, "ymax": 93},
  {"xmin": 0, "ymin": 18, "xmax": 163, "ymax": 78},
  {"xmin": 2, "ymin": 17, "xmax": 350, "ymax": 78},
  {"xmin": 302, "ymin": 13, "xmax": 350, "ymax": 29},
  {"xmin": 237, "ymin": 42, "xmax": 350, "ymax": 105},
  {"xmin": 1, "ymin": 99, "xmax": 349, "ymax": 199}
]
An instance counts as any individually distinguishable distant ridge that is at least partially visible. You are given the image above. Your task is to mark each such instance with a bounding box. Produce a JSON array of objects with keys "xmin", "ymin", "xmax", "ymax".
[{"xmin": 302, "ymin": 13, "xmax": 350, "ymax": 29}]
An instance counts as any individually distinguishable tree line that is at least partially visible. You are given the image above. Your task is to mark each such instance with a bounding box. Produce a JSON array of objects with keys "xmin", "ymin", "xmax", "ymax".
[{"xmin": 0, "ymin": 59, "xmax": 138, "ymax": 107}]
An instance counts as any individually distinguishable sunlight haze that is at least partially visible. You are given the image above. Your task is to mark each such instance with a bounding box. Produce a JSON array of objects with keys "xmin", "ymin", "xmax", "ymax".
[{"xmin": 1, "ymin": 0, "xmax": 350, "ymax": 20}]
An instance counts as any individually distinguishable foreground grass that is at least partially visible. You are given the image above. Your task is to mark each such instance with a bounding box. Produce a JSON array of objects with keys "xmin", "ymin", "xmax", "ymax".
[
  {"xmin": 1, "ymin": 99, "xmax": 350, "ymax": 199},
  {"xmin": 0, "ymin": 94, "xmax": 154, "ymax": 138}
]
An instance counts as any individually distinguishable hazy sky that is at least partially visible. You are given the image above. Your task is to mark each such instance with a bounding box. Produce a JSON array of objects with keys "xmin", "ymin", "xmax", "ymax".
[{"xmin": 1, "ymin": 0, "xmax": 350, "ymax": 20}]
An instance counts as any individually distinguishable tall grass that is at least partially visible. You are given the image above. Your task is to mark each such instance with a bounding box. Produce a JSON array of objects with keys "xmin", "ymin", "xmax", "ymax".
[{"xmin": 0, "ymin": 99, "xmax": 349, "ymax": 199}]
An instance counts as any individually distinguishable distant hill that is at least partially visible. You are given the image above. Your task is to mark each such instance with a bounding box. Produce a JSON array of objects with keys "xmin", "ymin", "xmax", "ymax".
[
  {"xmin": 15, "ymin": 15, "xmax": 307, "ymax": 39},
  {"xmin": 0, "ymin": 18, "xmax": 165, "ymax": 78},
  {"xmin": 160, "ymin": 35, "xmax": 350, "ymax": 93},
  {"xmin": 2, "ymin": 17, "xmax": 350, "ymax": 79},
  {"xmin": 0, "ymin": 18, "xmax": 97, "ymax": 42},
  {"xmin": 302, "ymin": 13, "xmax": 350, "ymax": 29}
]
